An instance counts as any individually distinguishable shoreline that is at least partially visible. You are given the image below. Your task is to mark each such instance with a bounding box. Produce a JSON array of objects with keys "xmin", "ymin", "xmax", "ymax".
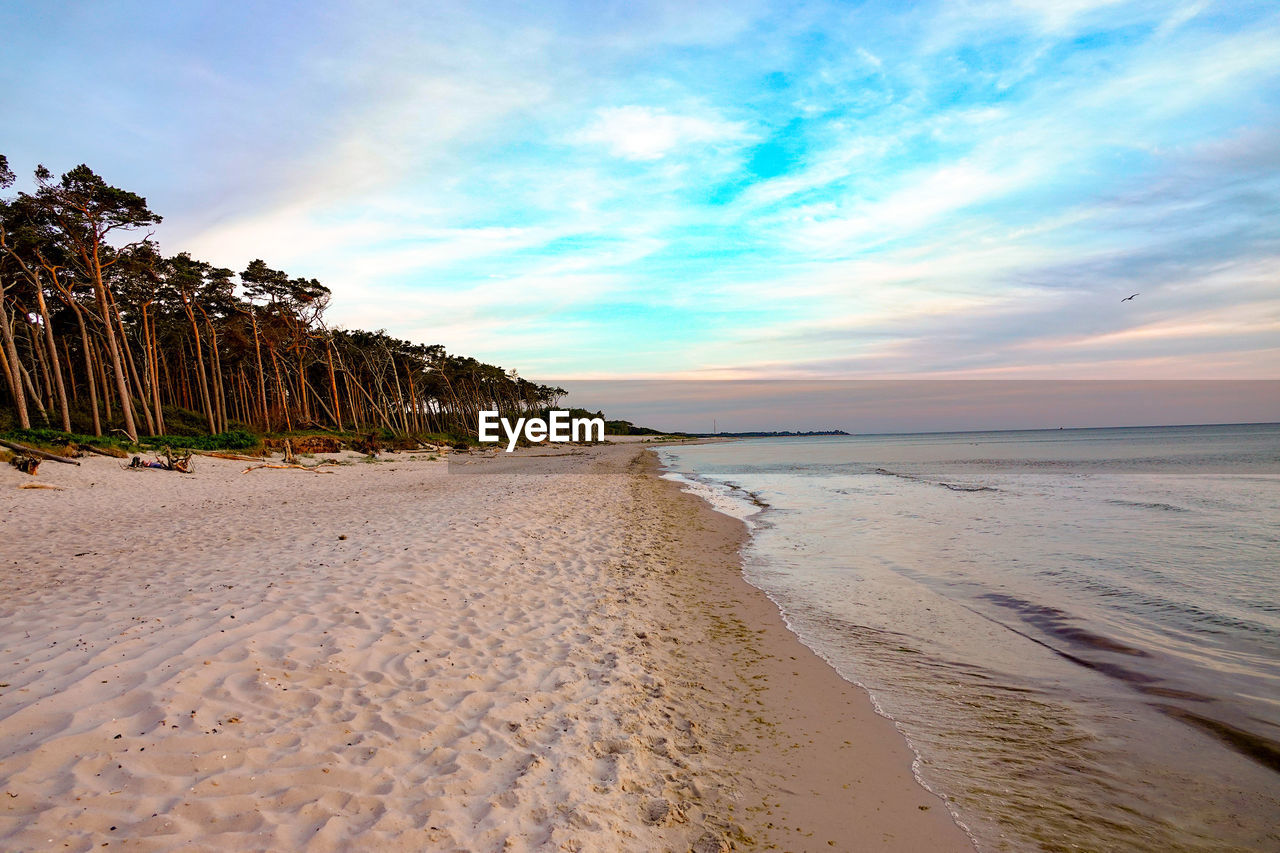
[
  {"xmin": 0, "ymin": 443, "xmax": 969, "ymax": 851},
  {"xmin": 634, "ymin": 449, "xmax": 971, "ymax": 851}
]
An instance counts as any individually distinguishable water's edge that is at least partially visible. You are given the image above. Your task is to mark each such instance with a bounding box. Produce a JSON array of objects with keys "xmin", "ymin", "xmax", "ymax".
[{"xmin": 655, "ymin": 456, "xmax": 981, "ymax": 848}]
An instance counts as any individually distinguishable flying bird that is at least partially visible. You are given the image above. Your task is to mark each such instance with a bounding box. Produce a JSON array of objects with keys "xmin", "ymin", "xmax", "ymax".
[{"xmin": 1121, "ymin": 293, "xmax": 1139, "ymax": 302}]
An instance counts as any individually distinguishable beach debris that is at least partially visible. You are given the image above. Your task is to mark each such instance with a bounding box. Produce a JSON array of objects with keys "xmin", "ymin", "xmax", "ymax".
[
  {"xmin": 9, "ymin": 454, "xmax": 40, "ymax": 475},
  {"xmin": 126, "ymin": 447, "xmax": 193, "ymax": 473},
  {"xmin": 241, "ymin": 463, "xmax": 335, "ymax": 474},
  {"xmin": 0, "ymin": 439, "xmax": 81, "ymax": 466},
  {"xmin": 195, "ymin": 450, "xmax": 264, "ymax": 462},
  {"xmin": 407, "ymin": 444, "xmax": 446, "ymax": 454},
  {"xmin": 17, "ymin": 482, "xmax": 62, "ymax": 490},
  {"xmin": 82, "ymin": 444, "xmax": 128, "ymax": 458}
]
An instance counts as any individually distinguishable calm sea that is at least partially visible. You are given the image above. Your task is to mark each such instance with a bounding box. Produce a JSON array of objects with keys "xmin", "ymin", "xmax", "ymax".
[{"xmin": 658, "ymin": 424, "xmax": 1280, "ymax": 852}]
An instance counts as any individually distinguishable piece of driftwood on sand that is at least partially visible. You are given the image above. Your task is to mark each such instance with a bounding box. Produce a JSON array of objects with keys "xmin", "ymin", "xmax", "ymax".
[
  {"xmin": 82, "ymin": 445, "xmax": 128, "ymax": 458},
  {"xmin": 9, "ymin": 455, "xmax": 40, "ymax": 475},
  {"xmin": 241, "ymin": 463, "xmax": 335, "ymax": 474},
  {"xmin": 0, "ymin": 439, "xmax": 82, "ymax": 466},
  {"xmin": 193, "ymin": 450, "xmax": 265, "ymax": 462}
]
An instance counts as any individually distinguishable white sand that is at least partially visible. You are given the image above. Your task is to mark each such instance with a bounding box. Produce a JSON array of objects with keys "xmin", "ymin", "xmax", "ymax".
[{"xmin": 0, "ymin": 444, "xmax": 970, "ymax": 852}]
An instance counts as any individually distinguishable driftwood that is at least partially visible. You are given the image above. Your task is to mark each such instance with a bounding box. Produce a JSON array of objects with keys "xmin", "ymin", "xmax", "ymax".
[
  {"xmin": 161, "ymin": 448, "xmax": 194, "ymax": 473},
  {"xmin": 0, "ymin": 439, "xmax": 81, "ymax": 466},
  {"xmin": 10, "ymin": 456, "xmax": 40, "ymax": 475},
  {"xmin": 18, "ymin": 482, "xmax": 63, "ymax": 490},
  {"xmin": 82, "ymin": 444, "xmax": 128, "ymax": 458},
  {"xmin": 194, "ymin": 450, "xmax": 264, "ymax": 462},
  {"xmin": 241, "ymin": 463, "xmax": 335, "ymax": 474},
  {"xmin": 126, "ymin": 447, "xmax": 193, "ymax": 473}
]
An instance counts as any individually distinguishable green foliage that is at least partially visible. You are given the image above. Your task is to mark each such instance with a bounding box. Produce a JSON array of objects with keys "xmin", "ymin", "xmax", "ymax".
[
  {"xmin": 151, "ymin": 430, "xmax": 260, "ymax": 451},
  {"xmin": 38, "ymin": 163, "xmax": 162, "ymax": 232},
  {"xmin": 159, "ymin": 405, "xmax": 218, "ymax": 436},
  {"xmin": 0, "ymin": 427, "xmax": 260, "ymax": 453},
  {"xmin": 2, "ymin": 427, "xmax": 132, "ymax": 452}
]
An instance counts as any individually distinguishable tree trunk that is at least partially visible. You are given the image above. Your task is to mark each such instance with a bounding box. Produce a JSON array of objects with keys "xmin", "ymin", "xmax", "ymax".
[
  {"xmin": 17, "ymin": 355, "xmax": 48, "ymax": 424},
  {"xmin": 180, "ymin": 297, "xmax": 216, "ymax": 434},
  {"xmin": 25, "ymin": 318, "xmax": 53, "ymax": 415},
  {"xmin": 0, "ymin": 288, "xmax": 31, "ymax": 429},
  {"xmin": 87, "ymin": 236, "xmax": 137, "ymax": 441},
  {"xmin": 62, "ymin": 336, "xmax": 77, "ymax": 402},
  {"xmin": 74, "ymin": 308, "xmax": 102, "ymax": 435},
  {"xmin": 250, "ymin": 312, "xmax": 268, "ymax": 429},
  {"xmin": 140, "ymin": 303, "xmax": 165, "ymax": 435},
  {"xmin": 48, "ymin": 276, "xmax": 99, "ymax": 435},
  {"xmin": 109, "ymin": 292, "xmax": 154, "ymax": 436},
  {"xmin": 33, "ymin": 281, "xmax": 72, "ymax": 432},
  {"xmin": 326, "ymin": 341, "xmax": 343, "ymax": 431},
  {"xmin": 204, "ymin": 318, "xmax": 227, "ymax": 432},
  {"xmin": 270, "ymin": 345, "xmax": 292, "ymax": 432}
]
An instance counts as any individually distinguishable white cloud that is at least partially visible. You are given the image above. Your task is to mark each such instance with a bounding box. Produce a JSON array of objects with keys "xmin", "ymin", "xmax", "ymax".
[
  {"xmin": 781, "ymin": 159, "xmax": 1038, "ymax": 253},
  {"xmin": 571, "ymin": 105, "xmax": 750, "ymax": 161}
]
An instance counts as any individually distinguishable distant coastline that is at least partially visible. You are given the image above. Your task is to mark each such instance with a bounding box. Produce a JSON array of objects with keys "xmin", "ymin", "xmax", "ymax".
[{"xmin": 688, "ymin": 429, "xmax": 851, "ymax": 438}]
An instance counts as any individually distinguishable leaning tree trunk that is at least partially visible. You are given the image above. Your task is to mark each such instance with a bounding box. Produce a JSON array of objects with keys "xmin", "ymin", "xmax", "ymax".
[
  {"xmin": 32, "ymin": 277, "xmax": 71, "ymax": 431},
  {"xmin": 75, "ymin": 307, "xmax": 102, "ymax": 436},
  {"xmin": 16, "ymin": 355, "xmax": 48, "ymax": 425},
  {"xmin": 250, "ymin": 312, "xmax": 269, "ymax": 429},
  {"xmin": 0, "ymin": 284, "xmax": 31, "ymax": 429},
  {"xmin": 108, "ymin": 291, "xmax": 155, "ymax": 436},
  {"xmin": 269, "ymin": 345, "xmax": 292, "ymax": 432},
  {"xmin": 180, "ymin": 296, "xmax": 216, "ymax": 434},
  {"xmin": 139, "ymin": 302, "xmax": 164, "ymax": 435},
  {"xmin": 326, "ymin": 341, "xmax": 343, "ymax": 431},
  {"xmin": 87, "ymin": 240, "xmax": 137, "ymax": 441},
  {"xmin": 199, "ymin": 310, "xmax": 227, "ymax": 433},
  {"xmin": 49, "ymin": 277, "xmax": 101, "ymax": 436}
]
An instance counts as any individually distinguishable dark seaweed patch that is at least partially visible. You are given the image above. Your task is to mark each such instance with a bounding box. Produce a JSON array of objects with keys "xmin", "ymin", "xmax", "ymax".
[
  {"xmin": 979, "ymin": 593, "xmax": 1149, "ymax": 657},
  {"xmin": 1156, "ymin": 706, "xmax": 1280, "ymax": 775}
]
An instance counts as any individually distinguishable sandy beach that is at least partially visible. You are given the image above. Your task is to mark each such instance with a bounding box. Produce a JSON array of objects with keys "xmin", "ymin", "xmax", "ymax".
[{"xmin": 0, "ymin": 443, "xmax": 970, "ymax": 852}]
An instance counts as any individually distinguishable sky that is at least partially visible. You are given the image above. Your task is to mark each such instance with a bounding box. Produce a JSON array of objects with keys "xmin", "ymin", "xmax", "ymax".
[{"xmin": 3, "ymin": 0, "xmax": 1278, "ymax": 381}]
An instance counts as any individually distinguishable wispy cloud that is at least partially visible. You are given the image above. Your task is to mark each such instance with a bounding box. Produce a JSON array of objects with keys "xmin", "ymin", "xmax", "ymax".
[{"xmin": 3, "ymin": 0, "xmax": 1276, "ymax": 378}]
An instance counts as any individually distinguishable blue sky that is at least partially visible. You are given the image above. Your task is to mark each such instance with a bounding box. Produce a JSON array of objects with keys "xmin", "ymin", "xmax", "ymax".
[{"xmin": 3, "ymin": 0, "xmax": 1278, "ymax": 379}]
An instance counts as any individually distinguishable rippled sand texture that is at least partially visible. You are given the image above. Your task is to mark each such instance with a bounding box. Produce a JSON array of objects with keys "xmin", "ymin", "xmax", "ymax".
[{"xmin": 0, "ymin": 445, "xmax": 968, "ymax": 852}]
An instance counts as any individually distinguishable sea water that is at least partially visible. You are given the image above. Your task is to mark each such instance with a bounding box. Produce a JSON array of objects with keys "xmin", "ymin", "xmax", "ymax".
[{"xmin": 658, "ymin": 424, "xmax": 1280, "ymax": 852}]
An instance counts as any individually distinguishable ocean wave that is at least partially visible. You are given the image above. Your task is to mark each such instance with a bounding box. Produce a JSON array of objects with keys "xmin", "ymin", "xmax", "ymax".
[
  {"xmin": 656, "ymin": 468, "xmax": 765, "ymax": 528},
  {"xmin": 873, "ymin": 467, "xmax": 998, "ymax": 493},
  {"xmin": 1106, "ymin": 498, "xmax": 1189, "ymax": 512}
]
